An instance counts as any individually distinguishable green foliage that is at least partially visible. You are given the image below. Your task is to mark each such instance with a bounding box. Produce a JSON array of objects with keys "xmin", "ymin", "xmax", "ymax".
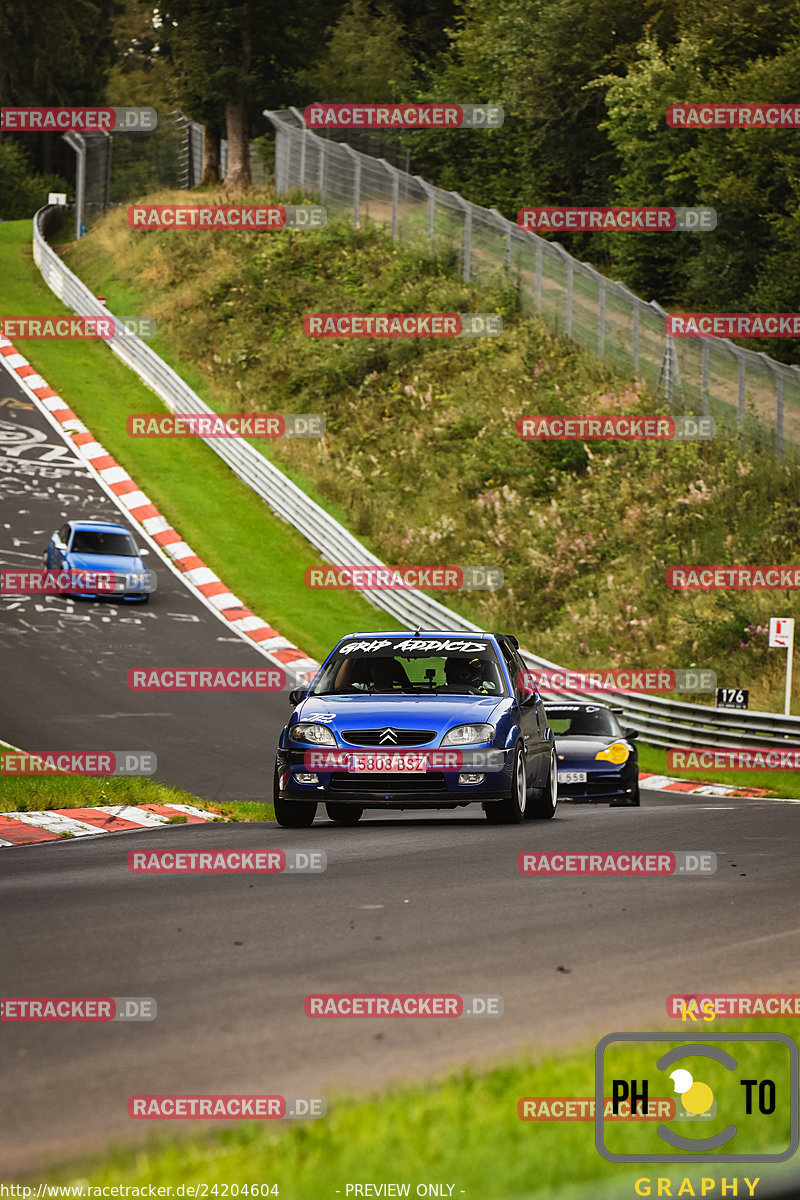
[
  {"xmin": 0, "ymin": 142, "xmax": 68, "ymax": 219},
  {"xmin": 300, "ymin": 0, "xmax": 415, "ymax": 101}
]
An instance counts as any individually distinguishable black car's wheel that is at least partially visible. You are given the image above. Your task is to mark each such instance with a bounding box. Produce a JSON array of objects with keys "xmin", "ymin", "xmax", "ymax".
[
  {"xmin": 273, "ymin": 762, "xmax": 317, "ymax": 827},
  {"xmin": 485, "ymin": 743, "xmax": 527, "ymax": 824},
  {"xmin": 527, "ymin": 748, "xmax": 558, "ymax": 820},
  {"xmin": 325, "ymin": 802, "xmax": 363, "ymax": 826},
  {"xmin": 610, "ymin": 781, "xmax": 640, "ymax": 807}
]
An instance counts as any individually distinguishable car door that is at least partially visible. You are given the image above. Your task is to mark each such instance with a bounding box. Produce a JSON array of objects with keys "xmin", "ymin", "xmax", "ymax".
[
  {"xmin": 512, "ymin": 649, "xmax": 550, "ymax": 788},
  {"xmin": 497, "ymin": 640, "xmax": 540, "ymax": 789}
]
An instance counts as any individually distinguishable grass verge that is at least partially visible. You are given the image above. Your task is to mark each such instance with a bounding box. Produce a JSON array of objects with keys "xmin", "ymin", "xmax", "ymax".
[
  {"xmin": 636, "ymin": 743, "xmax": 800, "ymax": 799},
  {"xmin": 0, "ymin": 746, "xmax": 272, "ymax": 820},
  {"xmin": 33, "ymin": 1018, "xmax": 798, "ymax": 1197}
]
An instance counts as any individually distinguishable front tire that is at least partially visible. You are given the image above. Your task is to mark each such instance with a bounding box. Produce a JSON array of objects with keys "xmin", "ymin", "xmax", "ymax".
[
  {"xmin": 527, "ymin": 748, "xmax": 558, "ymax": 820},
  {"xmin": 273, "ymin": 762, "xmax": 317, "ymax": 828},
  {"xmin": 485, "ymin": 744, "xmax": 527, "ymax": 824},
  {"xmin": 325, "ymin": 802, "xmax": 363, "ymax": 826}
]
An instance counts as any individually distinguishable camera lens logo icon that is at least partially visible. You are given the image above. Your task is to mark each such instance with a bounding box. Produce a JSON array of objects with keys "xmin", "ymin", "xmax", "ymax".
[
  {"xmin": 670, "ymin": 1067, "xmax": 713, "ymax": 1115},
  {"xmin": 595, "ymin": 1032, "xmax": 798, "ymax": 1163}
]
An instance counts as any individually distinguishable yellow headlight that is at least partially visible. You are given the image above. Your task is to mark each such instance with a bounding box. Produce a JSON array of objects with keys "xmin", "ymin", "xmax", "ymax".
[{"xmin": 596, "ymin": 741, "xmax": 630, "ymax": 765}]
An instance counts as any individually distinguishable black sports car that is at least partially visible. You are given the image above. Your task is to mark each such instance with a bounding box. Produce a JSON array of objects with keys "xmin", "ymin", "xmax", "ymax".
[{"xmin": 543, "ymin": 702, "xmax": 640, "ymax": 806}]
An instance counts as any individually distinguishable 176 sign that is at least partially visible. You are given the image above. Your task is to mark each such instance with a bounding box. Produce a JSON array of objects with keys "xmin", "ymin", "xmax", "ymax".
[{"xmin": 716, "ymin": 687, "xmax": 749, "ymax": 710}]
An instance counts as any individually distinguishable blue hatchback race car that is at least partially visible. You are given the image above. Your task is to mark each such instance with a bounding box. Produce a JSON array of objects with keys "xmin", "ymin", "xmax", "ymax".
[
  {"xmin": 43, "ymin": 520, "xmax": 155, "ymax": 602},
  {"xmin": 274, "ymin": 630, "xmax": 558, "ymax": 827}
]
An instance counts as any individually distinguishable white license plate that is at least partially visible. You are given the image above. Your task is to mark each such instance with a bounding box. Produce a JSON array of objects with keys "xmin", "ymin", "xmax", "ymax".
[
  {"xmin": 348, "ymin": 753, "xmax": 427, "ymax": 774},
  {"xmin": 558, "ymin": 771, "xmax": 587, "ymax": 784}
]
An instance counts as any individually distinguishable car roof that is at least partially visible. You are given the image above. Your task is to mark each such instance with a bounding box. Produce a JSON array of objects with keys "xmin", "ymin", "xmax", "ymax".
[
  {"xmin": 337, "ymin": 630, "xmax": 497, "ymax": 641},
  {"xmin": 68, "ymin": 520, "xmax": 132, "ymax": 534}
]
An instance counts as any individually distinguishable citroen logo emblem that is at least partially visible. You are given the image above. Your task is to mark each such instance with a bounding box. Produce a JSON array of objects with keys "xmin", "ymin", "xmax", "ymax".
[{"xmin": 379, "ymin": 728, "xmax": 397, "ymax": 744}]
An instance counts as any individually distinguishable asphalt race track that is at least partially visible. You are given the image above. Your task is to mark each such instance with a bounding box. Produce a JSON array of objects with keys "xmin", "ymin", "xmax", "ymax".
[
  {"xmin": 0, "ymin": 359, "xmax": 289, "ymax": 802},
  {"xmin": 1, "ymin": 795, "xmax": 799, "ymax": 1175},
  {"xmin": 1, "ymin": 361, "xmax": 799, "ymax": 1180}
]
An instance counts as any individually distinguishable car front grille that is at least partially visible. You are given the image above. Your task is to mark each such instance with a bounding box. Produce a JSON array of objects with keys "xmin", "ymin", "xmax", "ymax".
[
  {"xmin": 341, "ymin": 729, "xmax": 436, "ymax": 747},
  {"xmin": 329, "ymin": 772, "xmax": 448, "ymax": 793}
]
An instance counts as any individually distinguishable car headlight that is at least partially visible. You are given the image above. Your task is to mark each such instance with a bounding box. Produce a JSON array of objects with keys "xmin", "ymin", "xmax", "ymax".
[
  {"xmin": 291, "ymin": 723, "xmax": 337, "ymax": 746},
  {"xmin": 596, "ymin": 742, "xmax": 630, "ymax": 765},
  {"xmin": 442, "ymin": 723, "xmax": 494, "ymax": 746},
  {"xmin": 127, "ymin": 572, "xmax": 148, "ymax": 586}
]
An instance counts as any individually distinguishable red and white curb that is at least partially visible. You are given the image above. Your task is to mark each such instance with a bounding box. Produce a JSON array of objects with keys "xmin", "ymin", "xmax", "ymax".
[
  {"xmin": 0, "ymin": 335, "xmax": 319, "ymax": 683},
  {"xmin": 639, "ymin": 772, "xmax": 793, "ymax": 800},
  {"xmin": 0, "ymin": 803, "xmax": 227, "ymax": 847}
]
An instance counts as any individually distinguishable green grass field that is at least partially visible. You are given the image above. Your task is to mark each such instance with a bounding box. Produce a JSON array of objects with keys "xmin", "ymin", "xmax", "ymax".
[
  {"xmin": 34, "ymin": 1018, "xmax": 799, "ymax": 1197},
  {"xmin": 0, "ymin": 746, "xmax": 271, "ymax": 821}
]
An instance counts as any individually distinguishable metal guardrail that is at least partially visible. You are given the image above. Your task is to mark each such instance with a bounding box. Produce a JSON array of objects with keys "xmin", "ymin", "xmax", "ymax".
[{"xmin": 31, "ymin": 205, "xmax": 800, "ymax": 750}]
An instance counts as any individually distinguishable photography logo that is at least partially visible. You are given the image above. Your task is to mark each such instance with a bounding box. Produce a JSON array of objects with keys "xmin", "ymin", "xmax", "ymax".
[{"xmin": 595, "ymin": 1033, "xmax": 798, "ymax": 1162}]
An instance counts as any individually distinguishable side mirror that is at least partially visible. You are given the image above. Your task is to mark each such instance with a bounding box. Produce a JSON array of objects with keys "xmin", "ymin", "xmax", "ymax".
[
  {"xmin": 624, "ymin": 727, "xmax": 639, "ymax": 740},
  {"xmin": 288, "ymin": 687, "xmax": 306, "ymax": 706},
  {"xmin": 520, "ymin": 688, "xmax": 540, "ymax": 706}
]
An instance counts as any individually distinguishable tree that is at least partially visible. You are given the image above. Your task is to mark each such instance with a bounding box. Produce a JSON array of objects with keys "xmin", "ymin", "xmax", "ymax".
[
  {"xmin": 301, "ymin": 0, "xmax": 414, "ymax": 103},
  {"xmin": 0, "ymin": 0, "xmax": 117, "ymax": 176}
]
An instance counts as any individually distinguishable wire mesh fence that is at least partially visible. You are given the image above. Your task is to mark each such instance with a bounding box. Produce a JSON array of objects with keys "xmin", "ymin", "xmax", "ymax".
[{"xmin": 260, "ymin": 104, "xmax": 800, "ymax": 460}]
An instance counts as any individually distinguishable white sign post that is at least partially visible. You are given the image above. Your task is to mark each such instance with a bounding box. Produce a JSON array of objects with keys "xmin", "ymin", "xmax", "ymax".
[{"xmin": 769, "ymin": 617, "xmax": 795, "ymax": 716}]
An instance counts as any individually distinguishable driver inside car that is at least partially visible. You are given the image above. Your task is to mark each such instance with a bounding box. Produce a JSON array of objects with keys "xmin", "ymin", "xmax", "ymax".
[
  {"xmin": 349, "ymin": 656, "xmax": 411, "ymax": 692},
  {"xmin": 443, "ymin": 657, "xmax": 485, "ymax": 693}
]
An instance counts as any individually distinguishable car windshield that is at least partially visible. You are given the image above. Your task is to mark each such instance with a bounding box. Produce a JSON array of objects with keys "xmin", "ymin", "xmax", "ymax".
[
  {"xmin": 310, "ymin": 638, "xmax": 508, "ymax": 697},
  {"xmin": 545, "ymin": 706, "xmax": 620, "ymax": 737},
  {"xmin": 69, "ymin": 530, "xmax": 138, "ymax": 557}
]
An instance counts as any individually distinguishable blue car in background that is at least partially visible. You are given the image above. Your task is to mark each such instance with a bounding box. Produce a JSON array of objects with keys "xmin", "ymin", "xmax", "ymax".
[
  {"xmin": 274, "ymin": 630, "xmax": 558, "ymax": 827},
  {"xmin": 43, "ymin": 520, "xmax": 155, "ymax": 602},
  {"xmin": 544, "ymin": 702, "xmax": 640, "ymax": 806}
]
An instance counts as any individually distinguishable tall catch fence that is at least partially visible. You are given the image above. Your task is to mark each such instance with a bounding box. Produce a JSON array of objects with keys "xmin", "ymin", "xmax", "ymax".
[{"xmin": 260, "ymin": 105, "xmax": 800, "ymax": 460}]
